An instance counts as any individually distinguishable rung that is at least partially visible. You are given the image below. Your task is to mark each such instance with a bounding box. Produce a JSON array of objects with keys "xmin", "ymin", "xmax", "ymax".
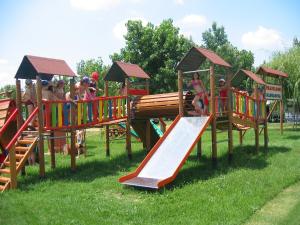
[
  {"xmin": 18, "ymin": 139, "xmax": 35, "ymax": 145},
  {"xmin": 15, "ymin": 146, "xmax": 30, "ymax": 152},
  {"xmin": 0, "ymin": 169, "xmax": 10, "ymax": 174},
  {"xmin": 0, "ymin": 176, "xmax": 10, "ymax": 183},
  {"xmin": 216, "ymin": 139, "xmax": 229, "ymax": 144},
  {"xmin": 216, "ymin": 120, "xmax": 229, "ymax": 124},
  {"xmin": 16, "ymin": 154, "xmax": 25, "ymax": 159},
  {"xmin": 4, "ymin": 161, "xmax": 20, "ymax": 167}
]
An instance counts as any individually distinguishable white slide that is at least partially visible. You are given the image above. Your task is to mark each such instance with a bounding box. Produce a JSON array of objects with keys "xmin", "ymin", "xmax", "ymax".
[{"xmin": 119, "ymin": 116, "xmax": 212, "ymax": 189}]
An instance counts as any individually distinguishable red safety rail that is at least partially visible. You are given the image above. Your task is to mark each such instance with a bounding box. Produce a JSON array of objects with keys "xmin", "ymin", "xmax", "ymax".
[
  {"xmin": 128, "ymin": 89, "xmax": 148, "ymax": 96},
  {"xmin": 6, "ymin": 108, "xmax": 38, "ymax": 151}
]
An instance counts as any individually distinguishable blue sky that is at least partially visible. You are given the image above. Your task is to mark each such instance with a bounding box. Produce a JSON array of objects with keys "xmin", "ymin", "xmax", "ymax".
[{"xmin": 0, "ymin": 0, "xmax": 299, "ymax": 86}]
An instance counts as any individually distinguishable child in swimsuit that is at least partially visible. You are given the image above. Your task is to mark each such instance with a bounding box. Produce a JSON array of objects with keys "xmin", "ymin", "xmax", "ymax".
[{"xmin": 188, "ymin": 72, "xmax": 207, "ymax": 115}]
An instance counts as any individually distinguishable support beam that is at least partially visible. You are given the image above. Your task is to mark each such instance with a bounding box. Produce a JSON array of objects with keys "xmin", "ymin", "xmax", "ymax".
[
  {"xmin": 178, "ymin": 70, "xmax": 184, "ymax": 116},
  {"xmin": 70, "ymin": 78, "xmax": 76, "ymax": 171},
  {"xmin": 125, "ymin": 78, "xmax": 132, "ymax": 159},
  {"xmin": 280, "ymin": 99, "xmax": 284, "ymax": 135},
  {"xmin": 255, "ymin": 84, "xmax": 259, "ymax": 153},
  {"xmin": 50, "ymin": 131, "xmax": 56, "ymax": 169},
  {"xmin": 197, "ymin": 138, "xmax": 202, "ymax": 159},
  {"xmin": 9, "ymin": 146, "xmax": 17, "ymax": 189},
  {"xmin": 104, "ymin": 81, "xmax": 110, "ymax": 157},
  {"xmin": 146, "ymin": 120, "xmax": 151, "ymax": 152},
  {"xmin": 227, "ymin": 72, "xmax": 233, "ymax": 162},
  {"xmin": 210, "ymin": 65, "xmax": 217, "ymax": 166},
  {"xmin": 36, "ymin": 76, "xmax": 45, "ymax": 177},
  {"xmin": 239, "ymin": 131, "xmax": 243, "ymax": 145},
  {"xmin": 15, "ymin": 79, "xmax": 26, "ymax": 176}
]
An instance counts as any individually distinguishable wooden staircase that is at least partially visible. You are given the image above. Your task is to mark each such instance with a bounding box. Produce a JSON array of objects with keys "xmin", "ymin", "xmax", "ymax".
[{"xmin": 0, "ymin": 132, "xmax": 38, "ymax": 192}]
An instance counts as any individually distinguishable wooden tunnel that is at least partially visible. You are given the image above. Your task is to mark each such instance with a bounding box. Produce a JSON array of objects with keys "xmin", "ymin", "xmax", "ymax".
[{"xmin": 132, "ymin": 92, "xmax": 194, "ymax": 119}]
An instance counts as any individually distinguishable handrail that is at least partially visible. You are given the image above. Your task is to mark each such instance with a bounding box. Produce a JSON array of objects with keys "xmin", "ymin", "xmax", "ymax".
[
  {"xmin": 41, "ymin": 95, "xmax": 127, "ymax": 104},
  {"xmin": 6, "ymin": 107, "xmax": 38, "ymax": 150},
  {"xmin": 0, "ymin": 108, "xmax": 18, "ymax": 137}
]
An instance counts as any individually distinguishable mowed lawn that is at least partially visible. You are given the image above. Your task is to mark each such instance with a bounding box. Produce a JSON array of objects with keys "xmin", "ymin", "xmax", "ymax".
[{"xmin": 1, "ymin": 123, "xmax": 300, "ymax": 225}]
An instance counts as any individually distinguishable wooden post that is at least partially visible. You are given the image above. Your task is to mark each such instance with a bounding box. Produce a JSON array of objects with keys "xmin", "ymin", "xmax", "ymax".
[
  {"xmin": 145, "ymin": 79, "xmax": 150, "ymax": 94},
  {"xmin": 15, "ymin": 79, "xmax": 23, "ymax": 129},
  {"xmin": 255, "ymin": 84, "xmax": 259, "ymax": 153},
  {"xmin": 70, "ymin": 78, "xmax": 76, "ymax": 171},
  {"xmin": 15, "ymin": 79, "xmax": 26, "ymax": 176},
  {"xmin": 210, "ymin": 65, "xmax": 217, "ymax": 166},
  {"xmin": 104, "ymin": 81, "xmax": 110, "ymax": 157},
  {"xmin": 239, "ymin": 131, "xmax": 243, "ymax": 145},
  {"xmin": 197, "ymin": 138, "xmax": 202, "ymax": 159},
  {"xmin": 36, "ymin": 76, "xmax": 45, "ymax": 177},
  {"xmin": 50, "ymin": 131, "xmax": 55, "ymax": 169},
  {"xmin": 178, "ymin": 70, "xmax": 184, "ymax": 116},
  {"xmin": 125, "ymin": 78, "xmax": 132, "ymax": 159},
  {"xmin": 9, "ymin": 146, "xmax": 17, "ymax": 189},
  {"xmin": 227, "ymin": 72, "xmax": 233, "ymax": 162},
  {"xmin": 146, "ymin": 119, "xmax": 151, "ymax": 152},
  {"xmin": 280, "ymin": 78, "xmax": 284, "ymax": 134}
]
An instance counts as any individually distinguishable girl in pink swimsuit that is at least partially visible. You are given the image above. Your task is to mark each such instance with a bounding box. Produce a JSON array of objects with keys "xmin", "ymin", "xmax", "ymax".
[{"xmin": 188, "ymin": 73, "xmax": 207, "ymax": 115}]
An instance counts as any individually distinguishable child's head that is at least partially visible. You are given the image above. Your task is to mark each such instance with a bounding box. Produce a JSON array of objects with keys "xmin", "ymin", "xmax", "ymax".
[
  {"xmin": 192, "ymin": 72, "xmax": 200, "ymax": 80},
  {"xmin": 25, "ymin": 79, "xmax": 33, "ymax": 87},
  {"xmin": 81, "ymin": 76, "xmax": 90, "ymax": 89},
  {"xmin": 57, "ymin": 80, "xmax": 65, "ymax": 89},
  {"xmin": 219, "ymin": 78, "xmax": 225, "ymax": 86}
]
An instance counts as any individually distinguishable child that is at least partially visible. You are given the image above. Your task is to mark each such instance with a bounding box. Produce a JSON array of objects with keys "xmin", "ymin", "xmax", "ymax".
[
  {"xmin": 22, "ymin": 79, "xmax": 37, "ymax": 126},
  {"xmin": 219, "ymin": 78, "xmax": 227, "ymax": 113},
  {"xmin": 188, "ymin": 72, "xmax": 207, "ymax": 115},
  {"xmin": 55, "ymin": 80, "xmax": 65, "ymax": 100}
]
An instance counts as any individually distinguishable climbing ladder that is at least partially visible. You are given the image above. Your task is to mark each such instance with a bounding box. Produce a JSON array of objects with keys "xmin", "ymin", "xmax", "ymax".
[{"xmin": 0, "ymin": 133, "xmax": 38, "ymax": 192}]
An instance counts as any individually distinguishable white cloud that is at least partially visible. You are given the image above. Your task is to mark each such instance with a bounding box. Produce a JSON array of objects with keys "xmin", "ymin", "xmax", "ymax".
[
  {"xmin": 0, "ymin": 71, "xmax": 15, "ymax": 87},
  {"xmin": 70, "ymin": 0, "xmax": 121, "ymax": 11},
  {"xmin": 174, "ymin": 0, "xmax": 185, "ymax": 5},
  {"xmin": 0, "ymin": 58, "xmax": 8, "ymax": 64},
  {"xmin": 242, "ymin": 26, "xmax": 284, "ymax": 51},
  {"xmin": 113, "ymin": 18, "xmax": 147, "ymax": 41},
  {"xmin": 175, "ymin": 14, "xmax": 208, "ymax": 40}
]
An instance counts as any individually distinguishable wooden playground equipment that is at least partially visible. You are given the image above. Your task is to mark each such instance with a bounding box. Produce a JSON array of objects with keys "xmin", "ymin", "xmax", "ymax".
[{"xmin": 0, "ymin": 47, "xmax": 288, "ymax": 191}]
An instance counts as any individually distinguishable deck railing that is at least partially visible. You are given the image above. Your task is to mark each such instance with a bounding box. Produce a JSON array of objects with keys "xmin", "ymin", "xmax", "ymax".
[{"xmin": 42, "ymin": 96, "xmax": 127, "ymax": 130}]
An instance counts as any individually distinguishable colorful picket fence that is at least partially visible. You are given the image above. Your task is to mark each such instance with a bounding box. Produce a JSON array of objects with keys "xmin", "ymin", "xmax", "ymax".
[
  {"xmin": 232, "ymin": 90, "xmax": 266, "ymax": 120},
  {"xmin": 43, "ymin": 96, "xmax": 127, "ymax": 130}
]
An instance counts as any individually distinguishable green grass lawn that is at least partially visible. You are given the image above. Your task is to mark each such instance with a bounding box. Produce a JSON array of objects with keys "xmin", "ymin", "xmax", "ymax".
[{"xmin": 1, "ymin": 124, "xmax": 300, "ymax": 225}]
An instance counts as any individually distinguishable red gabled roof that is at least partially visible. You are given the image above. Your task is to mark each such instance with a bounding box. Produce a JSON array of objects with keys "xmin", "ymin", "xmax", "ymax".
[
  {"xmin": 257, "ymin": 66, "xmax": 288, "ymax": 78},
  {"xmin": 15, "ymin": 55, "xmax": 76, "ymax": 79},
  {"xmin": 26, "ymin": 55, "xmax": 76, "ymax": 77},
  {"xmin": 195, "ymin": 48, "xmax": 231, "ymax": 68},
  {"xmin": 104, "ymin": 61, "xmax": 150, "ymax": 82},
  {"xmin": 176, "ymin": 47, "xmax": 231, "ymax": 72},
  {"xmin": 241, "ymin": 69, "xmax": 265, "ymax": 85},
  {"xmin": 116, "ymin": 61, "xmax": 150, "ymax": 79}
]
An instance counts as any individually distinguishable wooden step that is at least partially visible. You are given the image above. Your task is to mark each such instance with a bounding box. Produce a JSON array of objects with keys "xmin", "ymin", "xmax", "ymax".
[
  {"xmin": 15, "ymin": 146, "xmax": 30, "ymax": 152},
  {"xmin": 0, "ymin": 169, "xmax": 10, "ymax": 174},
  {"xmin": 0, "ymin": 176, "xmax": 10, "ymax": 183},
  {"xmin": 0, "ymin": 185, "xmax": 5, "ymax": 191},
  {"xmin": 4, "ymin": 161, "xmax": 20, "ymax": 167},
  {"xmin": 18, "ymin": 139, "xmax": 35, "ymax": 145},
  {"xmin": 16, "ymin": 154, "xmax": 25, "ymax": 159}
]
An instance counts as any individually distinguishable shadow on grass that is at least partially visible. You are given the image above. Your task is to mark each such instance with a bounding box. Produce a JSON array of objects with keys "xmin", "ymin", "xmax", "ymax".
[
  {"xmin": 19, "ymin": 148, "xmax": 147, "ymax": 190},
  {"xmin": 165, "ymin": 144, "xmax": 290, "ymax": 190},
  {"xmin": 19, "ymin": 141, "xmax": 290, "ymax": 192},
  {"xmin": 284, "ymin": 135, "xmax": 300, "ymax": 140}
]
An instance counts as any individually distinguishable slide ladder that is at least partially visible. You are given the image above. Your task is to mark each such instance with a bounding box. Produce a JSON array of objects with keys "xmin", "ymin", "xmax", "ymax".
[
  {"xmin": 0, "ymin": 134, "xmax": 38, "ymax": 192},
  {"xmin": 119, "ymin": 115, "xmax": 212, "ymax": 189},
  {"xmin": 0, "ymin": 108, "xmax": 38, "ymax": 192}
]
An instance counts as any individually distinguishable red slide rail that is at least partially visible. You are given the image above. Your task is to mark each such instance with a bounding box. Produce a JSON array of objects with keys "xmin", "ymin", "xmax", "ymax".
[
  {"xmin": 0, "ymin": 108, "xmax": 18, "ymax": 138},
  {"xmin": 6, "ymin": 108, "xmax": 38, "ymax": 151}
]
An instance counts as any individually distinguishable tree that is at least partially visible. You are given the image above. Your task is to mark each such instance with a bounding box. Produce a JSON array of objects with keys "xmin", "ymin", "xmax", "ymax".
[
  {"xmin": 76, "ymin": 57, "xmax": 111, "ymax": 95},
  {"xmin": 0, "ymin": 84, "xmax": 16, "ymax": 99},
  {"xmin": 202, "ymin": 22, "xmax": 254, "ymax": 74},
  {"xmin": 111, "ymin": 19, "xmax": 194, "ymax": 94},
  {"xmin": 266, "ymin": 45, "xmax": 300, "ymax": 101}
]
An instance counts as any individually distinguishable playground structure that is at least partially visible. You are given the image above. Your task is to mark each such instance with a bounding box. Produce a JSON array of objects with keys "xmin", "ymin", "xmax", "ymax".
[{"xmin": 0, "ymin": 47, "xmax": 288, "ymax": 192}]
